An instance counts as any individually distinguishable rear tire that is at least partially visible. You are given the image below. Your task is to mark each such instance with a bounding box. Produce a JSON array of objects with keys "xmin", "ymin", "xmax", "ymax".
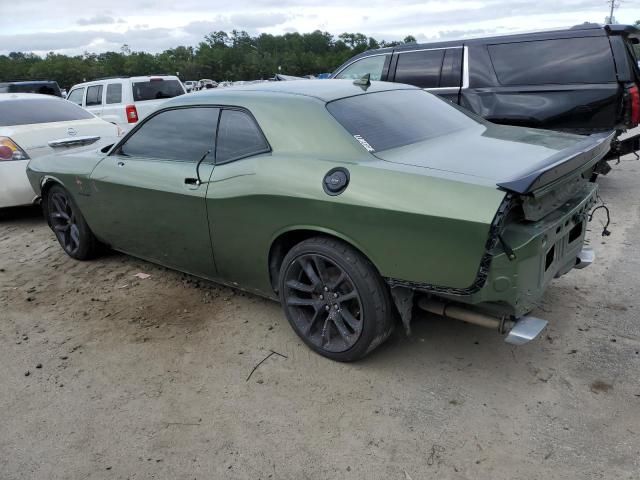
[
  {"xmin": 278, "ymin": 236, "xmax": 394, "ymax": 362},
  {"xmin": 46, "ymin": 185, "xmax": 100, "ymax": 260}
]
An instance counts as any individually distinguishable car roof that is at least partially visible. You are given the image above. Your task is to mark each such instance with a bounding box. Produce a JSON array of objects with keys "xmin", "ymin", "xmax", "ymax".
[
  {"xmin": 0, "ymin": 80, "xmax": 58, "ymax": 85},
  {"xmin": 70, "ymin": 75, "xmax": 179, "ymax": 87},
  {"xmin": 170, "ymin": 79, "xmax": 416, "ymax": 104},
  {"xmin": 332, "ymin": 23, "xmax": 640, "ymax": 75},
  {"xmin": 0, "ymin": 92, "xmax": 65, "ymax": 102}
]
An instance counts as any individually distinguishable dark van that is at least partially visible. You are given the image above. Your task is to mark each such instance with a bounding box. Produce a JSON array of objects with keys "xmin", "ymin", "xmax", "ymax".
[
  {"xmin": 332, "ymin": 24, "xmax": 640, "ymax": 163},
  {"xmin": 0, "ymin": 81, "xmax": 63, "ymax": 97}
]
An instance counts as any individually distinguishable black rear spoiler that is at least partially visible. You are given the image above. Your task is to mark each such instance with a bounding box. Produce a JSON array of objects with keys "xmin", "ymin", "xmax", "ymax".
[{"xmin": 497, "ymin": 131, "xmax": 615, "ymax": 194}]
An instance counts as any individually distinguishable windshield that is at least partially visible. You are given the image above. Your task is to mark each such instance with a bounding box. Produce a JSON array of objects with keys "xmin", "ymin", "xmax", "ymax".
[
  {"xmin": 0, "ymin": 98, "xmax": 94, "ymax": 126},
  {"xmin": 132, "ymin": 80, "xmax": 184, "ymax": 101},
  {"xmin": 326, "ymin": 89, "xmax": 481, "ymax": 153}
]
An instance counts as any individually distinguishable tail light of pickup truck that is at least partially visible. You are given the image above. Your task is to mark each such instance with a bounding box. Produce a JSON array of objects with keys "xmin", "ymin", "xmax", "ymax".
[
  {"xmin": 629, "ymin": 85, "xmax": 640, "ymax": 127},
  {"xmin": 125, "ymin": 104, "xmax": 139, "ymax": 124}
]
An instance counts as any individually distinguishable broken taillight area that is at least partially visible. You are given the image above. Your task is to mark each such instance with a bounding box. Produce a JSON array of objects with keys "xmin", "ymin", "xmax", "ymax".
[
  {"xmin": 628, "ymin": 84, "xmax": 640, "ymax": 127},
  {"xmin": 0, "ymin": 137, "xmax": 30, "ymax": 161}
]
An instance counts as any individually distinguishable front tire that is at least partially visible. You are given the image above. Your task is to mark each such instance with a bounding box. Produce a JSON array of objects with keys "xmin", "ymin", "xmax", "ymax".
[
  {"xmin": 46, "ymin": 185, "xmax": 99, "ymax": 260},
  {"xmin": 278, "ymin": 236, "xmax": 394, "ymax": 362}
]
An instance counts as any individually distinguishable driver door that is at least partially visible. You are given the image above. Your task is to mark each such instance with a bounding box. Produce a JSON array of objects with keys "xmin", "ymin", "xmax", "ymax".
[{"xmin": 89, "ymin": 106, "xmax": 220, "ymax": 278}]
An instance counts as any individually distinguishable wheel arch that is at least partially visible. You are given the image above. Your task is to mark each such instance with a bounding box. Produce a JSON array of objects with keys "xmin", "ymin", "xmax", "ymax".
[{"xmin": 267, "ymin": 226, "xmax": 383, "ymax": 293}]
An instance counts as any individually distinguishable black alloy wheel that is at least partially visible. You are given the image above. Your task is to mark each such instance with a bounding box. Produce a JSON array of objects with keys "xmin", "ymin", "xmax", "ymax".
[
  {"xmin": 279, "ymin": 236, "xmax": 394, "ymax": 361},
  {"xmin": 49, "ymin": 190, "xmax": 81, "ymax": 255},
  {"xmin": 46, "ymin": 185, "xmax": 100, "ymax": 260},
  {"xmin": 283, "ymin": 253, "xmax": 364, "ymax": 353}
]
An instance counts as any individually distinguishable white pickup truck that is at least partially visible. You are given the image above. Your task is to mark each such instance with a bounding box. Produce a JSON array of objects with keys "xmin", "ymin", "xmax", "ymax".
[{"xmin": 66, "ymin": 76, "xmax": 186, "ymax": 130}]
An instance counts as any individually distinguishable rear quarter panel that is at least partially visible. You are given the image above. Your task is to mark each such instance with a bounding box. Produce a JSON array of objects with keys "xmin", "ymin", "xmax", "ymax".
[{"xmin": 206, "ymin": 154, "xmax": 505, "ymax": 296}]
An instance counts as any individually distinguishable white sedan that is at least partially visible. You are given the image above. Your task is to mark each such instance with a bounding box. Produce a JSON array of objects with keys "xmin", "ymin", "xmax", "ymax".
[{"xmin": 0, "ymin": 93, "xmax": 122, "ymax": 208}]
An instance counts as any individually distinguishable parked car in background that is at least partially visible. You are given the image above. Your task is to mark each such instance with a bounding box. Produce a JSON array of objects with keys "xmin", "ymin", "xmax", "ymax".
[
  {"xmin": 0, "ymin": 93, "xmax": 121, "ymax": 208},
  {"xmin": 184, "ymin": 81, "xmax": 197, "ymax": 92},
  {"xmin": 332, "ymin": 23, "xmax": 640, "ymax": 165},
  {"xmin": 199, "ymin": 79, "xmax": 217, "ymax": 89},
  {"xmin": 66, "ymin": 75, "xmax": 185, "ymax": 129},
  {"xmin": 27, "ymin": 80, "xmax": 609, "ymax": 360},
  {"xmin": 0, "ymin": 81, "xmax": 62, "ymax": 97}
]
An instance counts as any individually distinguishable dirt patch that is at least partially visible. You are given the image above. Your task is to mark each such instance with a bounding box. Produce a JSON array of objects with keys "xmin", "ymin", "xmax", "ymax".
[{"xmin": 590, "ymin": 380, "xmax": 614, "ymax": 394}]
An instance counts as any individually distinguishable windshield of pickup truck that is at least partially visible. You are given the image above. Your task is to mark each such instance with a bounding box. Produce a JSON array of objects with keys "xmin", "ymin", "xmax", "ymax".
[
  {"xmin": 326, "ymin": 89, "xmax": 480, "ymax": 153},
  {"xmin": 132, "ymin": 79, "xmax": 184, "ymax": 101}
]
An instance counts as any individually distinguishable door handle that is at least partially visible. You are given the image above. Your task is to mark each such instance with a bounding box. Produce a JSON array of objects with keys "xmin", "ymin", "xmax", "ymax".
[
  {"xmin": 184, "ymin": 177, "xmax": 200, "ymax": 185},
  {"xmin": 117, "ymin": 161, "xmax": 125, "ymax": 167}
]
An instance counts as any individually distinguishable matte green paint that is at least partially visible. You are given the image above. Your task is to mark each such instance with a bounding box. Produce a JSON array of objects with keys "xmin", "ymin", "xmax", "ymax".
[{"xmin": 26, "ymin": 80, "xmax": 597, "ymax": 317}]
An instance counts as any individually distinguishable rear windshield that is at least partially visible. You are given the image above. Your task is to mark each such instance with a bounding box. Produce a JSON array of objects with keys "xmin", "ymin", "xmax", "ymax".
[
  {"xmin": 0, "ymin": 98, "xmax": 94, "ymax": 126},
  {"xmin": 326, "ymin": 89, "xmax": 480, "ymax": 152},
  {"xmin": 0, "ymin": 82, "xmax": 61, "ymax": 97},
  {"xmin": 132, "ymin": 80, "xmax": 184, "ymax": 101},
  {"xmin": 488, "ymin": 37, "xmax": 617, "ymax": 85}
]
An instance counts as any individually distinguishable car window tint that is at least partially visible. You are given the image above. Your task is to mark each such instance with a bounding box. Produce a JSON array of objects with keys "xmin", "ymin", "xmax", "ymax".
[
  {"xmin": 440, "ymin": 48, "xmax": 463, "ymax": 88},
  {"xmin": 334, "ymin": 55, "xmax": 388, "ymax": 81},
  {"xmin": 0, "ymin": 82, "xmax": 61, "ymax": 96},
  {"xmin": 394, "ymin": 50, "xmax": 445, "ymax": 88},
  {"xmin": 0, "ymin": 98, "xmax": 94, "ymax": 126},
  {"xmin": 488, "ymin": 37, "xmax": 617, "ymax": 85},
  {"xmin": 67, "ymin": 88, "xmax": 84, "ymax": 105},
  {"xmin": 327, "ymin": 89, "xmax": 480, "ymax": 152},
  {"xmin": 106, "ymin": 83, "xmax": 122, "ymax": 104},
  {"xmin": 215, "ymin": 110, "xmax": 269, "ymax": 164},
  {"xmin": 119, "ymin": 107, "xmax": 218, "ymax": 162},
  {"xmin": 132, "ymin": 80, "xmax": 184, "ymax": 101},
  {"xmin": 86, "ymin": 85, "xmax": 103, "ymax": 106}
]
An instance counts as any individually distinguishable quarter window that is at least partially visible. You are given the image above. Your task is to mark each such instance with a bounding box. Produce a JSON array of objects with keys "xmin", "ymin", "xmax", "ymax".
[
  {"xmin": 216, "ymin": 109, "xmax": 269, "ymax": 164},
  {"xmin": 106, "ymin": 83, "xmax": 123, "ymax": 104},
  {"xmin": 394, "ymin": 50, "xmax": 444, "ymax": 89},
  {"xmin": 119, "ymin": 107, "xmax": 219, "ymax": 162},
  {"xmin": 334, "ymin": 55, "xmax": 389, "ymax": 81},
  {"xmin": 488, "ymin": 37, "xmax": 617, "ymax": 85},
  {"xmin": 66, "ymin": 88, "xmax": 84, "ymax": 106},
  {"xmin": 86, "ymin": 85, "xmax": 103, "ymax": 106}
]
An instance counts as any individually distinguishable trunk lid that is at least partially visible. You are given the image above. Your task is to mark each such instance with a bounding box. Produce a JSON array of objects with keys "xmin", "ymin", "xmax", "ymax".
[
  {"xmin": 4, "ymin": 118, "xmax": 120, "ymax": 159},
  {"xmin": 374, "ymin": 123, "xmax": 614, "ymax": 194}
]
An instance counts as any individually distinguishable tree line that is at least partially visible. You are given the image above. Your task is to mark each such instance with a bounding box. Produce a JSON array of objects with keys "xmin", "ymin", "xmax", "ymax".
[{"xmin": 0, "ymin": 30, "xmax": 418, "ymax": 89}]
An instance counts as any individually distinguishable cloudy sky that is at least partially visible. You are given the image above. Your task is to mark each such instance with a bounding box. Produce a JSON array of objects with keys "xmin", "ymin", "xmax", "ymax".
[{"xmin": 3, "ymin": 0, "xmax": 640, "ymax": 56}]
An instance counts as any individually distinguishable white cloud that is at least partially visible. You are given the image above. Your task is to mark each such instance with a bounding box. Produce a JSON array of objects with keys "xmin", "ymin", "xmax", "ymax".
[{"xmin": 2, "ymin": 0, "xmax": 640, "ymax": 55}]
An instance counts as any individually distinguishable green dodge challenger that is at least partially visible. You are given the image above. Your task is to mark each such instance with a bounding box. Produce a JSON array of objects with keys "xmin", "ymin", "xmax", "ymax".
[{"xmin": 27, "ymin": 80, "xmax": 612, "ymax": 361}]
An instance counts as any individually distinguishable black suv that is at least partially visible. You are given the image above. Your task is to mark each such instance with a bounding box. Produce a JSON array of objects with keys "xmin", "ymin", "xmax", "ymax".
[
  {"xmin": 0, "ymin": 81, "xmax": 63, "ymax": 97},
  {"xmin": 332, "ymin": 24, "xmax": 640, "ymax": 162}
]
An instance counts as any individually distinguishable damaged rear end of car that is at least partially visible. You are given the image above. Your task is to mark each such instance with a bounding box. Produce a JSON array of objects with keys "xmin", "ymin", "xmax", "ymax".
[{"xmin": 415, "ymin": 130, "xmax": 615, "ymax": 344}]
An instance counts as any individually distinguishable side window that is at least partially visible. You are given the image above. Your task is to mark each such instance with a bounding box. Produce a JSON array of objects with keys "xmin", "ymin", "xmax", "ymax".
[
  {"xmin": 440, "ymin": 48, "xmax": 463, "ymax": 88},
  {"xmin": 488, "ymin": 37, "xmax": 617, "ymax": 85},
  {"xmin": 106, "ymin": 84, "xmax": 123, "ymax": 104},
  {"xmin": 86, "ymin": 85, "xmax": 103, "ymax": 106},
  {"xmin": 67, "ymin": 88, "xmax": 84, "ymax": 106},
  {"xmin": 119, "ymin": 107, "xmax": 219, "ymax": 162},
  {"xmin": 334, "ymin": 55, "xmax": 389, "ymax": 81},
  {"xmin": 394, "ymin": 50, "xmax": 445, "ymax": 89},
  {"xmin": 216, "ymin": 109, "xmax": 269, "ymax": 164}
]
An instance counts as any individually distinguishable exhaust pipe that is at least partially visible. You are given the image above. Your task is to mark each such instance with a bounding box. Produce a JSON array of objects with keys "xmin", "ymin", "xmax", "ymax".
[
  {"xmin": 574, "ymin": 247, "xmax": 595, "ymax": 269},
  {"xmin": 417, "ymin": 298, "xmax": 547, "ymax": 345}
]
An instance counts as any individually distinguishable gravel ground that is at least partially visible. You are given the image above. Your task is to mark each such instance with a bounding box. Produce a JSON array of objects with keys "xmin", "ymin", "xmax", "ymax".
[{"xmin": 1, "ymin": 158, "xmax": 639, "ymax": 480}]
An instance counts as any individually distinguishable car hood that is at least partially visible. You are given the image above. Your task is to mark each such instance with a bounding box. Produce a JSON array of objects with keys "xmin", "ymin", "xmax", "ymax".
[{"xmin": 373, "ymin": 123, "xmax": 591, "ymax": 188}]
